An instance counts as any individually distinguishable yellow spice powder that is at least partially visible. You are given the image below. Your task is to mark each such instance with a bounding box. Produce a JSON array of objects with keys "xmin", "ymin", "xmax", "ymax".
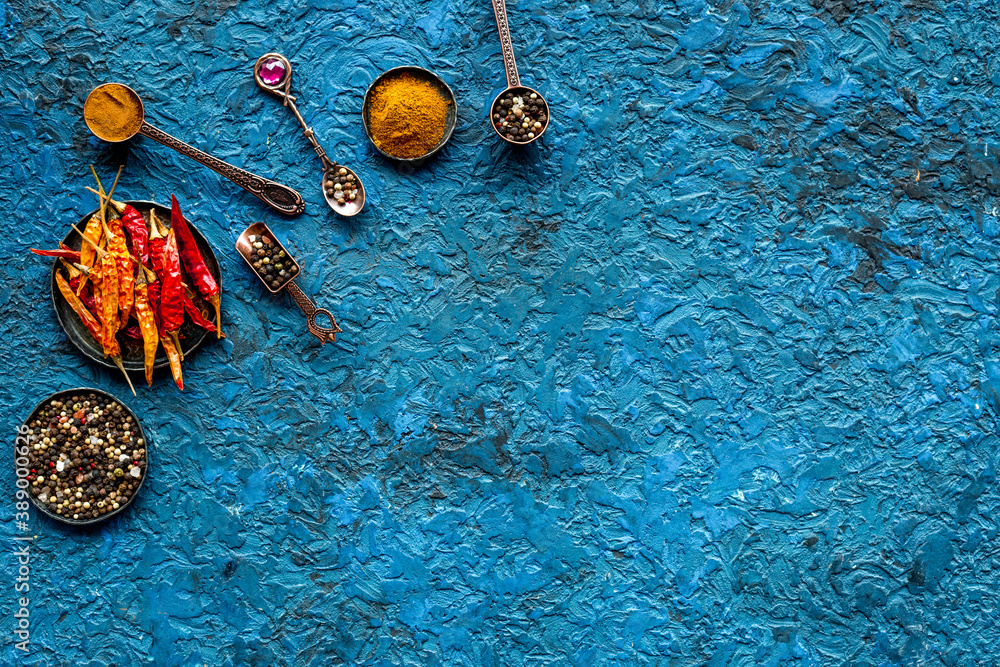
[
  {"xmin": 84, "ymin": 84, "xmax": 143, "ymax": 142},
  {"xmin": 368, "ymin": 73, "xmax": 450, "ymax": 159}
]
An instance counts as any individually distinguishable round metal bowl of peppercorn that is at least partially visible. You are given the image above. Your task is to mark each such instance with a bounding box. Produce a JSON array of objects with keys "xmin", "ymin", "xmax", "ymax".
[
  {"xmin": 18, "ymin": 388, "xmax": 150, "ymax": 525},
  {"xmin": 50, "ymin": 199, "xmax": 222, "ymax": 375},
  {"xmin": 362, "ymin": 66, "xmax": 457, "ymax": 163}
]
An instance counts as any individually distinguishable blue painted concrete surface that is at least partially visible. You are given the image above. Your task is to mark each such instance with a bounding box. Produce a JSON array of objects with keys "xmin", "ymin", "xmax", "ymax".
[{"xmin": 3, "ymin": 0, "xmax": 1000, "ymax": 664}]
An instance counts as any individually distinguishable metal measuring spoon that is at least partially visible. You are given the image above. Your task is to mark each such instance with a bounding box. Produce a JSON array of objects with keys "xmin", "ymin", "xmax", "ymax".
[
  {"xmin": 83, "ymin": 83, "xmax": 305, "ymax": 215},
  {"xmin": 253, "ymin": 54, "xmax": 365, "ymax": 217},
  {"xmin": 236, "ymin": 222, "xmax": 343, "ymax": 345},
  {"xmin": 489, "ymin": 0, "xmax": 551, "ymax": 145}
]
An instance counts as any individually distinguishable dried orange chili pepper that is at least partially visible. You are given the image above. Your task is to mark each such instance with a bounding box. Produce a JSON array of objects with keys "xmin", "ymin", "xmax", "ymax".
[
  {"xmin": 76, "ymin": 214, "xmax": 104, "ymax": 294},
  {"xmin": 55, "ymin": 272, "xmax": 102, "ymax": 347},
  {"xmin": 92, "ymin": 167, "xmax": 134, "ymax": 329},
  {"xmin": 103, "ymin": 211, "xmax": 133, "ymax": 327},
  {"xmin": 133, "ymin": 247, "xmax": 159, "ymax": 387},
  {"xmin": 97, "ymin": 249, "xmax": 120, "ymax": 354},
  {"xmin": 160, "ymin": 335, "xmax": 183, "ymax": 391},
  {"xmin": 74, "ymin": 221, "xmax": 119, "ymax": 356}
]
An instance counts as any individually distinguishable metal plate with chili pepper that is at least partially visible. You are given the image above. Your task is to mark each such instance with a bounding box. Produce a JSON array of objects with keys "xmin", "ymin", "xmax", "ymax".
[
  {"xmin": 17, "ymin": 387, "xmax": 150, "ymax": 526},
  {"xmin": 51, "ymin": 201, "xmax": 222, "ymax": 372}
]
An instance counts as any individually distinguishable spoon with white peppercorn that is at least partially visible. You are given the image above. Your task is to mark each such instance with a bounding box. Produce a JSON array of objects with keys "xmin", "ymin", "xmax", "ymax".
[
  {"xmin": 253, "ymin": 53, "xmax": 366, "ymax": 216},
  {"xmin": 488, "ymin": 0, "xmax": 551, "ymax": 145}
]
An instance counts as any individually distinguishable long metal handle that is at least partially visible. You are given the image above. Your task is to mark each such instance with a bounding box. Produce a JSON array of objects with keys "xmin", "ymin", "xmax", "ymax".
[
  {"xmin": 491, "ymin": 0, "xmax": 520, "ymax": 88},
  {"xmin": 139, "ymin": 121, "xmax": 305, "ymax": 215},
  {"xmin": 285, "ymin": 280, "xmax": 342, "ymax": 345},
  {"xmin": 277, "ymin": 95, "xmax": 336, "ymax": 172}
]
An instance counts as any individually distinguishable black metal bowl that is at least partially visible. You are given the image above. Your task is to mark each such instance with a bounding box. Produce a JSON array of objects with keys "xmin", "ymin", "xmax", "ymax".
[
  {"xmin": 16, "ymin": 387, "xmax": 150, "ymax": 526},
  {"xmin": 362, "ymin": 66, "xmax": 458, "ymax": 163},
  {"xmin": 51, "ymin": 200, "xmax": 221, "ymax": 372}
]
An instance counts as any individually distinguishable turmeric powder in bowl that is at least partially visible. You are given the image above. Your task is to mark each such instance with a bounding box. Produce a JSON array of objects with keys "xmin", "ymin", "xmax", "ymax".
[
  {"xmin": 363, "ymin": 67, "xmax": 456, "ymax": 161},
  {"xmin": 83, "ymin": 83, "xmax": 144, "ymax": 142}
]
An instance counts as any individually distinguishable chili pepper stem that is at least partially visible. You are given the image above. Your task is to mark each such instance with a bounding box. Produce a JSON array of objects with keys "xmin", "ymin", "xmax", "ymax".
[
  {"xmin": 169, "ymin": 330, "xmax": 184, "ymax": 361},
  {"xmin": 84, "ymin": 186, "xmax": 127, "ymax": 214},
  {"xmin": 90, "ymin": 165, "xmax": 123, "ymax": 223},
  {"xmin": 71, "ymin": 224, "xmax": 108, "ymax": 258},
  {"xmin": 110, "ymin": 355, "xmax": 136, "ymax": 397},
  {"xmin": 150, "ymin": 209, "xmax": 166, "ymax": 237},
  {"xmin": 209, "ymin": 294, "xmax": 222, "ymax": 338},
  {"xmin": 59, "ymin": 259, "xmax": 82, "ymax": 280}
]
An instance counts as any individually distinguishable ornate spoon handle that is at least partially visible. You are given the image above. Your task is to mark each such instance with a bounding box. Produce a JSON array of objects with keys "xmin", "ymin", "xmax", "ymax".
[
  {"xmin": 285, "ymin": 280, "xmax": 342, "ymax": 345},
  {"xmin": 139, "ymin": 121, "xmax": 305, "ymax": 215},
  {"xmin": 491, "ymin": 0, "xmax": 521, "ymax": 88},
  {"xmin": 275, "ymin": 92, "xmax": 336, "ymax": 172}
]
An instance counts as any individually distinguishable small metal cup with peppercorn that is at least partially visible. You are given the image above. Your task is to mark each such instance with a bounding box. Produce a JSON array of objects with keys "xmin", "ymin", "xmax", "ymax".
[{"xmin": 491, "ymin": 87, "xmax": 549, "ymax": 145}]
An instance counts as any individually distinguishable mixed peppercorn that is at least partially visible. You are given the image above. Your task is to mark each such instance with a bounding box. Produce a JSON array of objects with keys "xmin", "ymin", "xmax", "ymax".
[
  {"xmin": 248, "ymin": 233, "xmax": 299, "ymax": 290},
  {"xmin": 325, "ymin": 167, "xmax": 359, "ymax": 206},
  {"xmin": 492, "ymin": 89, "xmax": 548, "ymax": 143},
  {"xmin": 24, "ymin": 393, "xmax": 147, "ymax": 522}
]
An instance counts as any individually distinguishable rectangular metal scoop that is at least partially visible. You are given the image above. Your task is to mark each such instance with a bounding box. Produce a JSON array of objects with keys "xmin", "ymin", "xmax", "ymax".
[{"xmin": 235, "ymin": 222, "xmax": 342, "ymax": 345}]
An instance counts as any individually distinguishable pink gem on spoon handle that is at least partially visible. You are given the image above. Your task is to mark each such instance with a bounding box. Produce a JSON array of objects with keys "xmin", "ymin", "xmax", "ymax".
[{"xmin": 260, "ymin": 58, "xmax": 287, "ymax": 86}]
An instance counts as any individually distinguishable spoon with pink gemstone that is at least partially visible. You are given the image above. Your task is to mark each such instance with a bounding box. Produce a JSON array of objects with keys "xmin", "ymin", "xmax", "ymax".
[{"xmin": 253, "ymin": 53, "xmax": 365, "ymax": 217}]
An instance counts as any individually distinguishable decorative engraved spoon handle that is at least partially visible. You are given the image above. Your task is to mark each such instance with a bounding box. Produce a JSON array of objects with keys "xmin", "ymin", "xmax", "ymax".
[
  {"xmin": 491, "ymin": 0, "xmax": 521, "ymax": 88},
  {"xmin": 139, "ymin": 120, "xmax": 305, "ymax": 215},
  {"xmin": 285, "ymin": 280, "xmax": 342, "ymax": 345}
]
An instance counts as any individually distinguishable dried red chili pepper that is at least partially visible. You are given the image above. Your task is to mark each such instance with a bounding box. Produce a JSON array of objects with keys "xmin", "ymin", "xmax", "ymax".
[
  {"xmin": 147, "ymin": 280, "xmax": 162, "ymax": 332},
  {"xmin": 62, "ymin": 260, "xmax": 98, "ymax": 315},
  {"xmin": 159, "ymin": 226, "xmax": 185, "ymax": 358},
  {"xmin": 182, "ymin": 290, "xmax": 219, "ymax": 335},
  {"xmin": 148, "ymin": 209, "xmax": 166, "ymax": 274},
  {"xmin": 79, "ymin": 282, "xmax": 98, "ymax": 316},
  {"xmin": 144, "ymin": 209, "xmax": 165, "ymax": 332},
  {"xmin": 170, "ymin": 195, "xmax": 221, "ymax": 337},
  {"xmin": 30, "ymin": 247, "xmax": 81, "ymax": 261},
  {"xmin": 81, "ymin": 261, "xmax": 103, "ymax": 318}
]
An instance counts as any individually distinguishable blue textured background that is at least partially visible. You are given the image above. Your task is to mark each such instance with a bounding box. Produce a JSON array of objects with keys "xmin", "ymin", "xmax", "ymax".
[{"xmin": 3, "ymin": 0, "xmax": 1000, "ymax": 664}]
